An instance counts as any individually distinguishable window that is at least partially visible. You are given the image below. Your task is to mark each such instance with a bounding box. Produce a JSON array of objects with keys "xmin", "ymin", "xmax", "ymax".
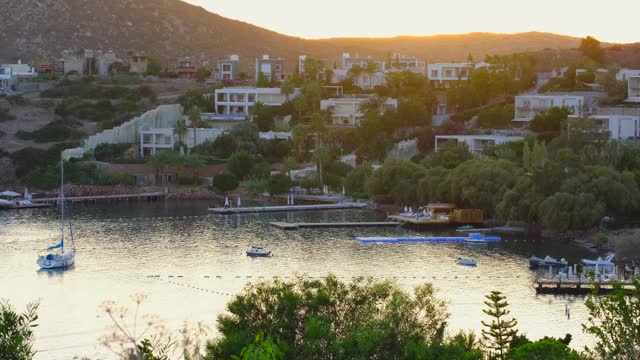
[
  {"xmin": 222, "ymin": 64, "xmax": 231, "ymax": 72},
  {"xmin": 431, "ymin": 70, "xmax": 438, "ymax": 77},
  {"xmin": 275, "ymin": 64, "xmax": 282, "ymax": 72}
]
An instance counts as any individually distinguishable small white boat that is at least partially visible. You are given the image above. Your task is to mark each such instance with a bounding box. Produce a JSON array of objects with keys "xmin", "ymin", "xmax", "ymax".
[
  {"xmin": 464, "ymin": 232, "xmax": 488, "ymax": 244},
  {"xmin": 246, "ymin": 246, "xmax": 271, "ymax": 257},
  {"xmin": 37, "ymin": 156, "xmax": 76, "ymax": 270},
  {"xmin": 457, "ymin": 257, "xmax": 477, "ymax": 266},
  {"xmin": 582, "ymin": 255, "xmax": 614, "ymax": 267}
]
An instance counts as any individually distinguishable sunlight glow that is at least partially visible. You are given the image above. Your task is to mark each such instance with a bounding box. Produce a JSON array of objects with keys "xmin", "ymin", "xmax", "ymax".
[{"xmin": 185, "ymin": 0, "xmax": 639, "ymax": 43}]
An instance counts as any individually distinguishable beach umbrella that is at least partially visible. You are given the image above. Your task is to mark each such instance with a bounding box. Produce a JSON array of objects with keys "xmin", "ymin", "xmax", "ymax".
[
  {"xmin": 404, "ymin": 206, "xmax": 408, "ymax": 212},
  {"xmin": 595, "ymin": 263, "xmax": 599, "ymax": 275},
  {"xmin": 568, "ymin": 266, "xmax": 573, "ymax": 278},
  {"xmin": 237, "ymin": 196, "xmax": 241, "ymax": 207},
  {"xmin": 409, "ymin": 206, "xmax": 413, "ymax": 213},
  {"xmin": 548, "ymin": 266, "xmax": 553, "ymax": 278},
  {"xmin": 224, "ymin": 196, "xmax": 229, "ymax": 207},
  {"xmin": 290, "ymin": 195, "xmax": 294, "ymax": 205},
  {"xmin": 24, "ymin": 187, "xmax": 29, "ymax": 200},
  {"xmin": 342, "ymin": 186, "xmax": 345, "ymax": 196}
]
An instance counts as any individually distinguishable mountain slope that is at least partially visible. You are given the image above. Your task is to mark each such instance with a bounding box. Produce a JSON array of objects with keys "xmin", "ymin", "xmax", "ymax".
[{"xmin": 0, "ymin": 0, "xmax": 620, "ymax": 70}]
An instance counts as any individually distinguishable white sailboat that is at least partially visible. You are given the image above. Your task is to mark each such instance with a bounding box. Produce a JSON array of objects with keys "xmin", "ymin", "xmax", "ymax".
[{"xmin": 36, "ymin": 157, "xmax": 76, "ymax": 269}]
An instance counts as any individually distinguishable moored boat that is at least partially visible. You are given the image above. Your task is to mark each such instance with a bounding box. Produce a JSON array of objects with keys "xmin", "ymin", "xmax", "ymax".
[
  {"xmin": 36, "ymin": 156, "xmax": 76, "ymax": 270},
  {"xmin": 464, "ymin": 232, "xmax": 489, "ymax": 244},
  {"xmin": 582, "ymin": 255, "xmax": 614, "ymax": 268},
  {"xmin": 246, "ymin": 246, "xmax": 272, "ymax": 257},
  {"xmin": 529, "ymin": 255, "xmax": 568, "ymax": 268},
  {"xmin": 457, "ymin": 257, "xmax": 477, "ymax": 266}
]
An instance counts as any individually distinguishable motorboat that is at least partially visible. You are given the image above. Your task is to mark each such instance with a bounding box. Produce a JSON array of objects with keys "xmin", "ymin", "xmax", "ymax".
[
  {"xmin": 464, "ymin": 232, "xmax": 489, "ymax": 244},
  {"xmin": 529, "ymin": 255, "xmax": 568, "ymax": 269},
  {"xmin": 582, "ymin": 255, "xmax": 614, "ymax": 268},
  {"xmin": 457, "ymin": 257, "xmax": 477, "ymax": 266},
  {"xmin": 246, "ymin": 246, "xmax": 272, "ymax": 257},
  {"xmin": 36, "ymin": 156, "xmax": 76, "ymax": 270}
]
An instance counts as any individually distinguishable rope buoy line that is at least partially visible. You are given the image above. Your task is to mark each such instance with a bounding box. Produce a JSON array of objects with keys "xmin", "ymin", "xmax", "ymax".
[
  {"xmin": 151, "ymin": 277, "xmax": 233, "ymax": 297},
  {"xmin": 147, "ymin": 274, "xmax": 524, "ymax": 280}
]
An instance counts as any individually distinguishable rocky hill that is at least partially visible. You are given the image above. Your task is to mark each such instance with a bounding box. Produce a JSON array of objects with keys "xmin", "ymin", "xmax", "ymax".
[{"xmin": 0, "ymin": 0, "xmax": 609, "ymax": 71}]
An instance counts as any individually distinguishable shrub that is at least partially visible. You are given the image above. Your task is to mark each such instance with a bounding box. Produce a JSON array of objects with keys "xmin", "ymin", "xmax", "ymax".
[
  {"xmin": 213, "ymin": 172, "xmax": 239, "ymax": 192},
  {"xmin": 15, "ymin": 121, "xmax": 84, "ymax": 143},
  {"xmin": 268, "ymin": 174, "xmax": 293, "ymax": 195},
  {"xmin": 94, "ymin": 143, "xmax": 132, "ymax": 162},
  {"xmin": 227, "ymin": 150, "xmax": 255, "ymax": 180},
  {"xmin": 0, "ymin": 107, "xmax": 15, "ymax": 122},
  {"xmin": 6, "ymin": 94, "xmax": 29, "ymax": 105}
]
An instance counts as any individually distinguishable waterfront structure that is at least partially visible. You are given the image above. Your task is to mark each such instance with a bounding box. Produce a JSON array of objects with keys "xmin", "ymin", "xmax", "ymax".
[
  {"xmin": 513, "ymin": 95, "xmax": 584, "ymax": 125},
  {"xmin": 628, "ymin": 76, "xmax": 640, "ymax": 103},
  {"xmin": 216, "ymin": 55, "xmax": 240, "ymax": 82},
  {"xmin": 0, "ymin": 60, "xmax": 37, "ymax": 90},
  {"xmin": 255, "ymin": 55, "xmax": 285, "ymax": 83},
  {"xmin": 427, "ymin": 62, "xmax": 481, "ymax": 88},
  {"xmin": 140, "ymin": 128, "xmax": 175, "ymax": 156},
  {"xmin": 435, "ymin": 135, "xmax": 525, "ymax": 153},
  {"xmin": 320, "ymin": 96, "xmax": 398, "ymax": 126},
  {"xmin": 214, "ymin": 87, "xmax": 299, "ymax": 115}
]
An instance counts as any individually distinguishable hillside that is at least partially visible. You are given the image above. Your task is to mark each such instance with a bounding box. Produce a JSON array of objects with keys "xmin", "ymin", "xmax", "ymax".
[{"xmin": 0, "ymin": 0, "xmax": 616, "ymax": 71}]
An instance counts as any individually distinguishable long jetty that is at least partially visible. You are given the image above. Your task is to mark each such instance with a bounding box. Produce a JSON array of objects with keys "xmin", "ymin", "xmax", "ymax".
[
  {"xmin": 270, "ymin": 221, "xmax": 402, "ymax": 230},
  {"xmin": 209, "ymin": 203, "xmax": 368, "ymax": 214},
  {"xmin": 32, "ymin": 192, "xmax": 165, "ymax": 203},
  {"xmin": 534, "ymin": 277, "xmax": 637, "ymax": 295}
]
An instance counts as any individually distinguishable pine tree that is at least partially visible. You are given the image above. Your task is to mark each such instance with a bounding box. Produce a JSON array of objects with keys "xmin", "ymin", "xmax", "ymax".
[{"xmin": 481, "ymin": 291, "xmax": 518, "ymax": 360}]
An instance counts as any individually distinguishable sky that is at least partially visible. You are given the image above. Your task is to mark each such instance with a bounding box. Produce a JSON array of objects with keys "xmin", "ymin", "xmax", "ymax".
[{"xmin": 185, "ymin": 0, "xmax": 639, "ymax": 43}]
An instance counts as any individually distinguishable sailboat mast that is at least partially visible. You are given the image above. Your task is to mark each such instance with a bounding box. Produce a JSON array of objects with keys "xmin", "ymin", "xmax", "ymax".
[{"xmin": 60, "ymin": 156, "xmax": 65, "ymax": 251}]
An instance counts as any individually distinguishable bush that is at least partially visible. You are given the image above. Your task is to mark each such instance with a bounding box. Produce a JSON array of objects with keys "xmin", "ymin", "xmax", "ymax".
[
  {"xmin": 6, "ymin": 94, "xmax": 29, "ymax": 105},
  {"xmin": 213, "ymin": 172, "xmax": 239, "ymax": 192},
  {"xmin": 96, "ymin": 171, "xmax": 135, "ymax": 186},
  {"xmin": 15, "ymin": 121, "xmax": 84, "ymax": 143},
  {"xmin": 94, "ymin": 143, "xmax": 132, "ymax": 162},
  {"xmin": 268, "ymin": 174, "xmax": 293, "ymax": 195},
  {"xmin": 478, "ymin": 104, "xmax": 515, "ymax": 128},
  {"xmin": 227, "ymin": 150, "xmax": 256, "ymax": 180},
  {"xmin": 0, "ymin": 107, "xmax": 15, "ymax": 122},
  {"xmin": 241, "ymin": 178, "xmax": 270, "ymax": 194}
]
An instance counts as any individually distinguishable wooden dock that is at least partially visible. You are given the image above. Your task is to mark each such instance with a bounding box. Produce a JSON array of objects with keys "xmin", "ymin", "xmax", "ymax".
[
  {"xmin": 387, "ymin": 215, "xmax": 450, "ymax": 225},
  {"xmin": 534, "ymin": 277, "xmax": 637, "ymax": 294},
  {"xmin": 32, "ymin": 192, "xmax": 165, "ymax": 203},
  {"xmin": 209, "ymin": 203, "xmax": 368, "ymax": 214},
  {"xmin": 270, "ymin": 221, "xmax": 402, "ymax": 230}
]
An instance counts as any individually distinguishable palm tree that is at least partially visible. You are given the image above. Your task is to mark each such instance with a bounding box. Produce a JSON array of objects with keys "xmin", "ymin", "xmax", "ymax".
[
  {"xmin": 291, "ymin": 124, "xmax": 309, "ymax": 158},
  {"xmin": 364, "ymin": 60, "xmax": 378, "ymax": 89},
  {"xmin": 309, "ymin": 112, "xmax": 326, "ymax": 149},
  {"xmin": 174, "ymin": 119, "xmax": 187, "ymax": 148},
  {"xmin": 312, "ymin": 146, "xmax": 332, "ymax": 187},
  {"xmin": 184, "ymin": 154, "xmax": 206, "ymax": 184},
  {"xmin": 348, "ymin": 64, "xmax": 364, "ymax": 88},
  {"xmin": 280, "ymin": 79, "xmax": 295, "ymax": 101},
  {"xmin": 188, "ymin": 106, "xmax": 202, "ymax": 149}
]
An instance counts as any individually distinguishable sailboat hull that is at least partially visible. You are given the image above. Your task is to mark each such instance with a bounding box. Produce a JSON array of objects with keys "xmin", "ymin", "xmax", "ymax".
[{"xmin": 37, "ymin": 251, "xmax": 75, "ymax": 269}]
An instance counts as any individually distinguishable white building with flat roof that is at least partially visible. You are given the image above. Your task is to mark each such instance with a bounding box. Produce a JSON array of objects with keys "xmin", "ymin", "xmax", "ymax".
[
  {"xmin": 140, "ymin": 128, "xmax": 175, "ymax": 156},
  {"xmin": 570, "ymin": 114, "xmax": 640, "ymax": 140},
  {"xmin": 214, "ymin": 87, "xmax": 300, "ymax": 115},
  {"xmin": 320, "ymin": 96, "xmax": 398, "ymax": 126},
  {"xmin": 616, "ymin": 69, "xmax": 640, "ymax": 81},
  {"xmin": 427, "ymin": 62, "xmax": 478, "ymax": 88},
  {"xmin": 435, "ymin": 135, "xmax": 525, "ymax": 153},
  {"xmin": 255, "ymin": 55, "xmax": 285, "ymax": 83},
  {"xmin": 627, "ymin": 76, "xmax": 640, "ymax": 103},
  {"xmin": 513, "ymin": 95, "xmax": 584, "ymax": 124},
  {"xmin": 216, "ymin": 55, "xmax": 240, "ymax": 82},
  {"xmin": 387, "ymin": 52, "xmax": 425, "ymax": 75}
]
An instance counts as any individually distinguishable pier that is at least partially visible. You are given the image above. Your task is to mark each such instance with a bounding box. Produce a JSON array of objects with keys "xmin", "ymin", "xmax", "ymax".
[
  {"xmin": 534, "ymin": 277, "xmax": 637, "ymax": 295},
  {"xmin": 270, "ymin": 221, "xmax": 402, "ymax": 230},
  {"xmin": 209, "ymin": 202, "xmax": 368, "ymax": 214},
  {"xmin": 32, "ymin": 192, "xmax": 165, "ymax": 203},
  {"xmin": 355, "ymin": 235, "xmax": 502, "ymax": 243}
]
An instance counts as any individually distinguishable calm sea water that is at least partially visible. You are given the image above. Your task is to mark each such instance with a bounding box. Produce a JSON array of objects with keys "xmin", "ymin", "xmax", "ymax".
[{"xmin": 0, "ymin": 200, "xmax": 600, "ymax": 359}]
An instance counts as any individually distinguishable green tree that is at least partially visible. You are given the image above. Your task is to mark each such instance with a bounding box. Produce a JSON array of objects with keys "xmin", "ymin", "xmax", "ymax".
[
  {"xmin": 291, "ymin": 124, "xmax": 309, "ymax": 158},
  {"xmin": 213, "ymin": 172, "xmax": 239, "ymax": 192},
  {"xmin": 280, "ymin": 79, "xmax": 296, "ymax": 101},
  {"xmin": 184, "ymin": 154, "xmax": 206, "ymax": 183},
  {"xmin": 344, "ymin": 163, "xmax": 373, "ymax": 194},
  {"xmin": 195, "ymin": 68, "xmax": 212, "ymax": 84},
  {"xmin": 583, "ymin": 278, "xmax": 640, "ymax": 359},
  {"xmin": 284, "ymin": 156, "xmax": 297, "ymax": 176},
  {"xmin": 268, "ymin": 174, "xmax": 293, "ymax": 195},
  {"xmin": 146, "ymin": 55, "xmax": 162, "ymax": 76},
  {"xmin": 506, "ymin": 338, "xmax": 584, "ymax": 360},
  {"xmin": 522, "ymin": 142, "xmax": 531, "ymax": 171},
  {"xmin": 206, "ymin": 275, "xmax": 449, "ymax": 359},
  {"xmin": 228, "ymin": 150, "xmax": 256, "ymax": 180},
  {"xmin": 257, "ymin": 72, "xmax": 270, "ymax": 87},
  {"xmin": 174, "ymin": 119, "xmax": 187, "ymax": 147},
  {"xmin": 529, "ymin": 107, "xmax": 570, "ymax": 133},
  {"xmin": 481, "ymin": 291, "xmax": 518, "ymax": 360},
  {"xmin": 188, "ymin": 106, "xmax": 203, "ymax": 148},
  {"xmin": 232, "ymin": 334, "xmax": 284, "ymax": 360},
  {"xmin": 0, "ymin": 300, "xmax": 39, "ymax": 360},
  {"xmin": 312, "ymin": 146, "xmax": 333, "ymax": 187},
  {"xmin": 579, "ymin": 36, "xmax": 605, "ymax": 64}
]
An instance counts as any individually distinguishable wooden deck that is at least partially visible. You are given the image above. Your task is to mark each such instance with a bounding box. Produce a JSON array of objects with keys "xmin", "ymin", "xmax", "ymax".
[
  {"xmin": 32, "ymin": 192, "xmax": 165, "ymax": 203},
  {"xmin": 387, "ymin": 215, "xmax": 450, "ymax": 225},
  {"xmin": 270, "ymin": 221, "xmax": 402, "ymax": 230},
  {"xmin": 534, "ymin": 277, "xmax": 637, "ymax": 294},
  {"xmin": 209, "ymin": 203, "xmax": 368, "ymax": 214}
]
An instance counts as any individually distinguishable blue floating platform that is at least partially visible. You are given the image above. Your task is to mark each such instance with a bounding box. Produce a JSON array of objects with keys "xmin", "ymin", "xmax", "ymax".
[{"xmin": 356, "ymin": 233, "xmax": 501, "ymax": 243}]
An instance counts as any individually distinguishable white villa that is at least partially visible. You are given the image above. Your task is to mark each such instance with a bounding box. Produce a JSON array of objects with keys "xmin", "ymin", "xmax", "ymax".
[
  {"xmin": 140, "ymin": 128, "xmax": 175, "ymax": 156},
  {"xmin": 427, "ymin": 62, "xmax": 489, "ymax": 89},
  {"xmin": 513, "ymin": 95, "xmax": 584, "ymax": 125},
  {"xmin": 570, "ymin": 114, "xmax": 640, "ymax": 140},
  {"xmin": 320, "ymin": 96, "xmax": 398, "ymax": 126},
  {"xmin": 214, "ymin": 87, "xmax": 299, "ymax": 115},
  {"xmin": 628, "ymin": 76, "xmax": 640, "ymax": 103},
  {"xmin": 215, "ymin": 54, "xmax": 240, "ymax": 82},
  {"xmin": 435, "ymin": 135, "xmax": 525, "ymax": 154}
]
